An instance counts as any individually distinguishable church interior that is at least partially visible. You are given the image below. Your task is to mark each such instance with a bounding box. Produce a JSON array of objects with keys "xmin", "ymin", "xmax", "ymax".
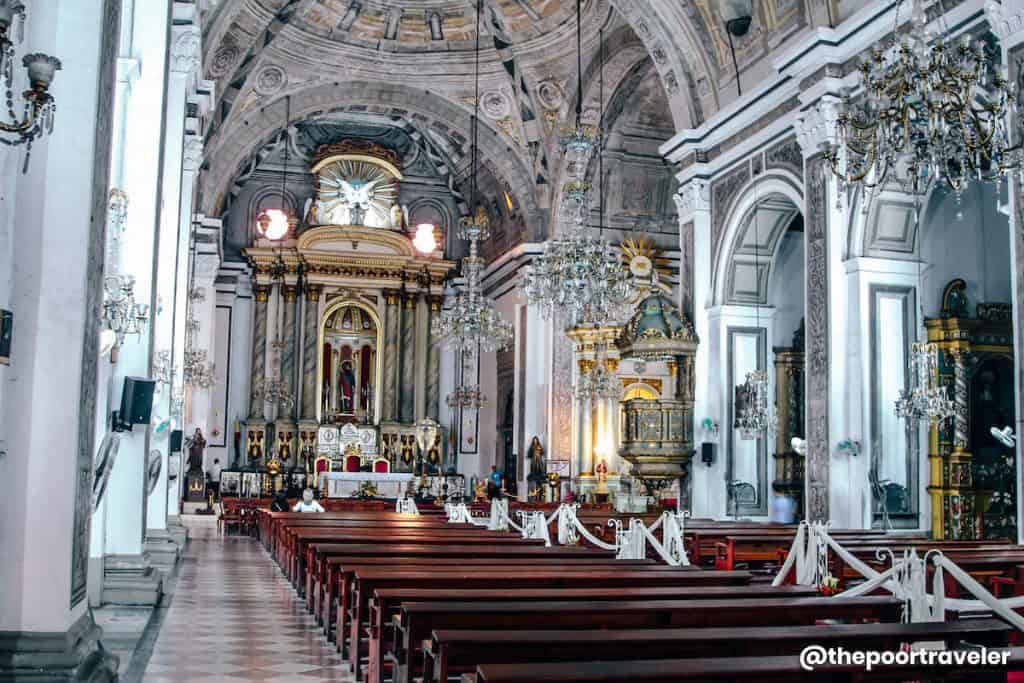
[{"xmin": 3, "ymin": 0, "xmax": 1024, "ymax": 680}]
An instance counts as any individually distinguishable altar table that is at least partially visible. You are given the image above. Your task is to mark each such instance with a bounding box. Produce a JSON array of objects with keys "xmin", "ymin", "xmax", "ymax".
[{"xmin": 322, "ymin": 472, "xmax": 414, "ymax": 498}]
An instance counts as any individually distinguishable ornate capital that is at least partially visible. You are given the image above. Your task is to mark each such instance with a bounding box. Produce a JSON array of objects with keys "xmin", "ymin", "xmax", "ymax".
[
  {"xmin": 428, "ymin": 294, "xmax": 444, "ymax": 312},
  {"xmin": 183, "ymin": 135, "xmax": 203, "ymax": 173},
  {"xmin": 304, "ymin": 284, "xmax": 323, "ymax": 302},
  {"xmin": 793, "ymin": 96, "xmax": 841, "ymax": 159},
  {"xmin": 170, "ymin": 27, "xmax": 201, "ymax": 75},
  {"xmin": 673, "ymin": 179, "xmax": 710, "ymax": 224},
  {"xmin": 603, "ymin": 358, "xmax": 619, "ymax": 372},
  {"xmin": 283, "ymin": 285, "xmax": 298, "ymax": 302},
  {"xmin": 253, "ymin": 284, "xmax": 271, "ymax": 303},
  {"xmin": 987, "ymin": 0, "xmax": 1024, "ymax": 44},
  {"xmin": 383, "ymin": 289, "xmax": 401, "ymax": 306},
  {"xmin": 402, "ymin": 292, "xmax": 417, "ymax": 309},
  {"xmin": 578, "ymin": 359, "xmax": 595, "ymax": 374}
]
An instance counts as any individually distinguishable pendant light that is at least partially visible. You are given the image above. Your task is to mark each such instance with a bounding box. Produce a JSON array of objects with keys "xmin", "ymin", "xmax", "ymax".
[{"xmin": 256, "ymin": 95, "xmax": 296, "ymax": 241}]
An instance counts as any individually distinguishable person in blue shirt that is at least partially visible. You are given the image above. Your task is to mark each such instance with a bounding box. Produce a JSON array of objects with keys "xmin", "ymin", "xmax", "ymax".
[{"xmin": 487, "ymin": 465, "xmax": 503, "ymax": 499}]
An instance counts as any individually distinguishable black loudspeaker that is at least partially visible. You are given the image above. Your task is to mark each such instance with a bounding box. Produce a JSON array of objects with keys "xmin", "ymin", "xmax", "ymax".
[
  {"xmin": 170, "ymin": 429, "xmax": 183, "ymax": 453},
  {"xmin": 119, "ymin": 376, "xmax": 156, "ymax": 427},
  {"xmin": 701, "ymin": 442, "xmax": 714, "ymax": 467}
]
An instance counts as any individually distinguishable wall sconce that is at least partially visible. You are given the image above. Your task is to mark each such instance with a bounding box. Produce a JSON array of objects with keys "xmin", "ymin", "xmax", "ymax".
[
  {"xmin": 102, "ymin": 275, "xmax": 150, "ymax": 357},
  {"xmin": 0, "ymin": 2, "xmax": 61, "ymax": 171}
]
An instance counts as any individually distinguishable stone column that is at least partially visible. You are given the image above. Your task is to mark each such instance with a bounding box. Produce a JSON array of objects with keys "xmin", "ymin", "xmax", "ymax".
[
  {"xmin": 382, "ymin": 290, "xmax": 400, "ymax": 422},
  {"xmin": 399, "ymin": 292, "xmax": 417, "ymax": 423},
  {"xmin": 426, "ymin": 295, "xmax": 443, "ymax": 420},
  {"xmin": 0, "ymin": 0, "xmax": 121, "ymax": 675},
  {"xmin": 414, "ymin": 292, "xmax": 429, "ymax": 420},
  {"xmin": 281, "ymin": 285, "xmax": 299, "ymax": 419},
  {"xmin": 249, "ymin": 284, "xmax": 270, "ymax": 420},
  {"xmin": 300, "ymin": 284, "xmax": 322, "ymax": 422},
  {"xmin": 801, "ymin": 152, "xmax": 831, "ymax": 523}
]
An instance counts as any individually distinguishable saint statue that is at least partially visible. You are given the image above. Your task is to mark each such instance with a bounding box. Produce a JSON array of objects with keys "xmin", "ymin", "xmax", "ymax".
[
  {"xmin": 339, "ymin": 359, "xmax": 356, "ymax": 413},
  {"xmin": 527, "ymin": 436, "xmax": 545, "ymax": 479},
  {"xmin": 188, "ymin": 428, "xmax": 206, "ymax": 473},
  {"xmin": 595, "ymin": 458, "xmax": 608, "ymax": 482}
]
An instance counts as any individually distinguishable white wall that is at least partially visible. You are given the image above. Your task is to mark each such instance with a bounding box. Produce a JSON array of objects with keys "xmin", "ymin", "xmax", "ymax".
[{"xmin": 922, "ymin": 182, "xmax": 1012, "ymax": 316}]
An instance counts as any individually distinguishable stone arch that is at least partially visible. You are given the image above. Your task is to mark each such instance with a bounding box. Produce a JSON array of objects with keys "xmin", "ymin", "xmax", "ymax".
[
  {"xmin": 713, "ymin": 171, "xmax": 804, "ymax": 305},
  {"xmin": 200, "ymin": 81, "xmax": 545, "ymax": 236}
]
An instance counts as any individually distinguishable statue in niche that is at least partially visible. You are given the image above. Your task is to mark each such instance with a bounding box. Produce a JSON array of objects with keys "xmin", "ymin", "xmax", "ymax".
[
  {"xmin": 187, "ymin": 428, "xmax": 206, "ymax": 472},
  {"xmin": 389, "ymin": 204, "xmax": 409, "ymax": 231},
  {"xmin": 339, "ymin": 359, "xmax": 356, "ymax": 413}
]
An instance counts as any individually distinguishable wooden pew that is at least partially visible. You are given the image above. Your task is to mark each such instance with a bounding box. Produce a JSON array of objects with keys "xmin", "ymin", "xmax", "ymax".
[
  {"xmin": 318, "ymin": 556, "xmax": 657, "ymax": 636},
  {"xmin": 388, "ymin": 595, "xmax": 899, "ymax": 683},
  {"xmin": 427, "ymin": 618, "xmax": 1012, "ymax": 683},
  {"xmin": 466, "ymin": 646, "xmax": 1024, "ymax": 682},
  {"xmin": 349, "ymin": 567, "xmax": 749, "ymax": 673},
  {"xmin": 290, "ymin": 529, "xmax": 536, "ymax": 595},
  {"xmin": 363, "ymin": 584, "xmax": 818, "ymax": 683}
]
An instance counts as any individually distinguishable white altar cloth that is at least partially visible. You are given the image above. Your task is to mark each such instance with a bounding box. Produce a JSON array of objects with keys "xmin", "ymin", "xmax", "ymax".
[{"xmin": 322, "ymin": 472, "xmax": 414, "ymax": 498}]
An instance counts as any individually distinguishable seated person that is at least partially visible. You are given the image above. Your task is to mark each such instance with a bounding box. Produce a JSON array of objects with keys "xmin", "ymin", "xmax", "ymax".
[
  {"xmin": 292, "ymin": 488, "xmax": 325, "ymax": 513},
  {"xmin": 270, "ymin": 489, "xmax": 289, "ymax": 512}
]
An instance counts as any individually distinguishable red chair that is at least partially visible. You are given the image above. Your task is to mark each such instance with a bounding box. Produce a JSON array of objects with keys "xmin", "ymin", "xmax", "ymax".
[
  {"xmin": 345, "ymin": 454, "xmax": 361, "ymax": 472},
  {"xmin": 372, "ymin": 458, "xmax": 390, "ymax": 473}
]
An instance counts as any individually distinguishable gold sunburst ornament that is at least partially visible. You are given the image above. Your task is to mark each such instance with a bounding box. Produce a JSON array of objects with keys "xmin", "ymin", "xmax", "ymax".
[{"xmin": 620, "ymin": 235, "xmax": 672, "ymax": 284}]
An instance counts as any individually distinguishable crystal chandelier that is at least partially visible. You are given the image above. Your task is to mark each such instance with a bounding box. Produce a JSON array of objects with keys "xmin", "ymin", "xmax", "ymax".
[
  {"xmin": 895, "ymin": 341, "xmax": 955, "ymax": 425},
  {"xmin": 434, "ymin": 0, "xmax": 512, "ymax": 414},
  {"xmin": 446, "ymin": 382, "xmax": 487, "ymax": 410},
  {"xmin": 182, "ymin": 311, "xmax": 215, "ymax": 389},
  {"xmin": 0, "ymin": 1, "xmax": 61, "ymax": 171},
  {"xmin": 152, "ymin": 349, "xmax": 174, "ymax": 387},
  {"xmin": 102, "ymin": 275, "xmax": 149, "ymax": 349},
  {"xmin": 734, "ymin": 370, "xmax": 778, "ymax": 439},
  {"xmin": 431, "ymin": 207, "xmax": 513, "ymax": 354},
  {"xmin": 522, "ymin": 6, "xmax": 633, "ymax": 326},
  {"xmin": 575, "ymin": 361, "xmax": 620, "ymax": 401},
  {"xmin": 253, "ymin": 339, "xmax": 293, "ymax": 410},
  {"xmin": 824, "ymin": 0, "xmax": 1022, "ymax": 205}
]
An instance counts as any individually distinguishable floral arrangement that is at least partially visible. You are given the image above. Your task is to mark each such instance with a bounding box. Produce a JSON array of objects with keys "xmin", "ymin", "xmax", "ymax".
[{"xmin": 818, "ymin": 575, "xmax": 840, "ymax": 596}]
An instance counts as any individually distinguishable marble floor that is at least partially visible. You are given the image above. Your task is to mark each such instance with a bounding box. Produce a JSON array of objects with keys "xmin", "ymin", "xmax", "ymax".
[{"xmin": 138, "ymin": 521, "xmax": 354, "ymax": 682}]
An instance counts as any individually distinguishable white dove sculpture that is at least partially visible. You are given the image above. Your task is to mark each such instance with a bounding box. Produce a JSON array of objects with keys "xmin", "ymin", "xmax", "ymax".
[{"xmin": 991, "ymin": 426, "xmax": 1016, "ymax": 448}]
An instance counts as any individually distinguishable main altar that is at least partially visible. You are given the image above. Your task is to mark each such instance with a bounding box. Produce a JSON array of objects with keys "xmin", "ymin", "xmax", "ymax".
[{"xmin": 241, "ymin": 140, "xmax": 457, "ymax": 488}]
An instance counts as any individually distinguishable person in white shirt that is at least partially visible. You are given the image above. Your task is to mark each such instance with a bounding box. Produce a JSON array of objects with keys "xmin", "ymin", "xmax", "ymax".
[{"xmin": 293, "ymin": 488, "xmax": 325, "ymax": 513}]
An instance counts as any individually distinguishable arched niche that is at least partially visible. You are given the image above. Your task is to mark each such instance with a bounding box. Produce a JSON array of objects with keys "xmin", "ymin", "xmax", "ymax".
[{"xmin": 317, "ymin": 299, "xmax": 384, "ymax": 425}]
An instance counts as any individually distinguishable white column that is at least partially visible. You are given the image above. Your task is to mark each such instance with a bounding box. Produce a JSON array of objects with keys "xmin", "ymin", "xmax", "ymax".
[
  {"xmin": 146, "ymin": 23, "xmax": 199, "ymax": 540},
  {"xmin": 676, "ymin": 180, "xmax": 713, "ymax": 515},
  {"xmin": 0, "ymin": 0, "xmax": 121, "ymax": 673},
  {"xmin": 101, "ymin": 0, "xmax": 170, "ymax": 608},
  {"xmin": 186, "ymin": 218, "xmax": 222, "ymax": 455}
]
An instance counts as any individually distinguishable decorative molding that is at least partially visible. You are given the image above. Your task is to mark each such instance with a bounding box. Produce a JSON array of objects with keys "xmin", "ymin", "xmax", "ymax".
[
  {"xmin": 793, "ymin": 97, "xmax": 841, "ymax": 159},
  {"xmin": 711, "ymin": 164, "xmax": 749, "ymax": 261},
  {"xmin": 183, "ymin": 135, "xmax": 204, "ymax": 172},
  {"xmin": 673, "ymin": 179, "xmax": 710, "ymax": 224},
  {"xmin": 170, "ymin": 26, "xmax": 201, "ymax": 75}
]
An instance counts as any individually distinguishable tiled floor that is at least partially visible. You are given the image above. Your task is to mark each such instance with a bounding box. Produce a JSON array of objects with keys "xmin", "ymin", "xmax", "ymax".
[{"xmin": 140, "ymin": 523, "xmax": 354, "ymax": 682}]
